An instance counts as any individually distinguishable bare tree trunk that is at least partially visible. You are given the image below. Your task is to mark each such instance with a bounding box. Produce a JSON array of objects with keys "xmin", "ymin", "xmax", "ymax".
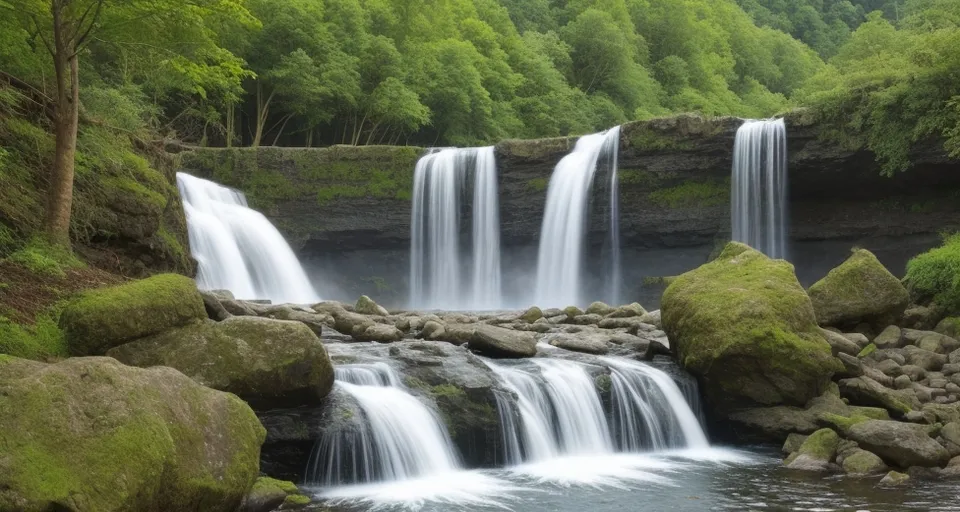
[
  {"xmin": 226, "ymin": 102, "xmax": 235, "ymax": 148},
  {"xmin": 271, "ymin": 114, "xmax": 293, "ymax": 146},
  {"xmin": 44, "ymin": 1, "xmax": 79, "ymax": 248},
  {"xmin": 253, "ymin": 82, "xmax": 274, "ymax": 148}
]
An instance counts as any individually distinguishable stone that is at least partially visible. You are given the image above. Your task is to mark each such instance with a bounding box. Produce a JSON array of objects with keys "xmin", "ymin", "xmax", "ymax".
[
  {"xmin": 782, "ymin": 433, "xmax": 809, "ymax": 454},
  {"xmin": 847, "ymin": 420, "xmax": 952, "ymax": 468},
  {"xmin": 352, "ymin": 323, "xmax": 404, "ymax": 343},
  {"xmin": 639, "ymin": 310, "xmax": 662, "ymax": 328},
  {"xmin": 572, "ymin": 314, "xmax": 603, "ymax": 325},
  {"xmin": 785, "ymin": 428, "xmax": 840, "ymax": 471},
  {"xmin": 838, "ymin": 376, "xmax": 920, "ymax": 416},
  {"xmin": 836, "ymin": 352, "xmax": 864, "ymax": 378},
  {"xmin": 422, "ymin": 320, "xmax": 446, "ymax": 340},
  {"xmin": 843, "ymin": 332, "xmax": 871, "ymax": 349},
  {"xmin": 904, "ymin": 345, "xmax": 947, "ymax": 371},
  {"xmin": 519, "ymin": 306, "xmax": 543, "ymax": 323},
  {"xmin": 563, "ymin": 306, "xmax": 584, "ymax": 318},
  {"xmin": 585, "ymin": 301, "xmax": 615, "ymax": 316},
  {"xmin": 469, "ymin": 325, "xmax": 537, "ymax": 358},
  {"xmin": 878, "ymin": 471, "xmax": 910, "ymax": 486},
  {"xmin": 807, "ymin": 249, "xmax": 909, "ymax": 327},
  {"xmin": 355, "ymin": 295, "xmax": 389, "ymax": 316},
  {"xmin": 901, "ymin": 364, "xmax": 927, "ymax": 381},
  {"xmin": 727, "ymin": 389, "xmax": 851, "ymax": 442},
  {"xmin": 240, "ymin": 477, "xmax": 303, "ymax": 512},
  {"xmin": 598, "ymin": 317, "xmax": 644, "ymax": 330},
  {"xmin": 842, "ymin": 449, "xmax": 888, "ymax": 475},
  {"xmin": 902, "ymin": 305, "xmax": 939, "ymax": 330},
  {"xmin": 221, "ymin": 299, "xmax": 259, "ymax": 316},
  {"xmin": 59, "ymin": 274, "xmax": 206, "ymax": 356},
  {"xmin": 943, "ymin": 363, "xmax": 960, "ymax": 376},
  {"xmin": 0, "ymin": 356, "xmax": 264, "ymax": 511},
  {"xmin": 940, "ymin": 422, "xmax": 960, "ymax": 457},
  {"xmin": 943, "ymin": 456, "xmax": 960, "ymax": 478},
  {"xmin": 935, "ymin": 317, "xmax": 960, "ymax": 339},
  {"xmin": 917, "ymin": 333, "xmax": 960, "ymax": 354},
  {"xmin": 262, "ymin": 306, "xmax": 335, "ymax": 337},
  {"xmin": 911, "ymin": 383, "xmax": 947, "ymax": 403},
  {"xmin": 870, "ymin": 348, "xmax": 906, "ymax": 366},
  {"xmin": 200, "ymin": 290, "xmax": 233, "ymax": 321},
  {"xmin": 108, "ymin": 317, "xmax": 335, "ymax": 408},
  {"xmin": 661, "ymin": 242, "xmax": 840, "ymax": 415},
  {"xmin": 606, "ymin": 303, "xmax": 646, "ymax": 318},
  {"xmin": 820, "ymin": 328, "xmax": 862, "ymax": 356},
  {"xmin": 874, "ymin": 358, "xmax": 903, "ymax": 377},
  {"xmin": 862, "ymin": 365, "xmax": 895, "ymax": 388},
  {"xmin": 545, "ymin": 333, "xmax": 609, "ymax": 355},
  {"xmin": 952, "ymin": 348, "xmax": 960, "ymax": 365},
  {"xmin": 873, "ymin": 326, "xmax": 903, "ymax": 349},
  {"xmin": 895, "ymin": 375, "xmax": 913, "ymax": 390}
]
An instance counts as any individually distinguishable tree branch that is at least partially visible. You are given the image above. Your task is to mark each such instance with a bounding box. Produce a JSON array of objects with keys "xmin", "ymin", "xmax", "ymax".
[{"xmin": 72, "ymin": 0, "xmax": 105, "ymax": 55}]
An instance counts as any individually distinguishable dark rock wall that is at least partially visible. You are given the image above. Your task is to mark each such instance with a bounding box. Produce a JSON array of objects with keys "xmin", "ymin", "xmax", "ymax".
[{"xmin": 178, "ymin": 114, "xmax": 960, "ymax": 307}]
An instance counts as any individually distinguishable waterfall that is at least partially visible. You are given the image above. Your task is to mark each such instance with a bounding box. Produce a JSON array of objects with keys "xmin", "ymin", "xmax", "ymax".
[
  {"xmin": 305, "ymin": 364, "xmax": 461, "ymax": 486},
  {"xmin": 487, "ymin": 356, "xmax": 708, "ymax": 466},
  {"xmin": 176, "ymin": 172, "xmax": 319, "ymax": 303},
  {"xmin": 731, "ymin": 119, "xmax": 788, "ymax": 259},
  {"xmin": 534, "ymin": 126, "xmax": 621, "ymax": 308},
  {"xmin": 409, "ymin": 147, "xmax": 501, "ymax": 310}
]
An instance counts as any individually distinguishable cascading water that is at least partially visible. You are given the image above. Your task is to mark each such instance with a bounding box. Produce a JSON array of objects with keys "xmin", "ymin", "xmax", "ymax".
[
  {"xmin": 304, "ymin": 363, "xmax": 461, "ymax": 486},
  {"xmin": 534, "ymin": 126, "xmax": 621, "ymax": 308},
  {"xmin": 731, "ymin": 119, "xmax": 788, "ymax": 259},
  {"xmin": 487, "ymin": 356, "xmax": 708, "ymax": 466},
  {"xmin": 176, "ymin": 172, "xmax": 319, "ymax": 303},
  {"xmin": 409, "ymin": 147, "xmax": 501, "ymax": 310}
]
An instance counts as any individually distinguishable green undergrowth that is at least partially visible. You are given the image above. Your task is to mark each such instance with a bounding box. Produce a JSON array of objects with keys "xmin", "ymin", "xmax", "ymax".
[
  {"xmin": 6, "ymin": 238, "xmax": 84, "ymax": 278},
  {"xmin": 904, "ymin": 233, "xmax": 960, "ymax": 314},
  {"xmin": 0, "ymin": 306, "xmax": 67, "ymax": 361}
]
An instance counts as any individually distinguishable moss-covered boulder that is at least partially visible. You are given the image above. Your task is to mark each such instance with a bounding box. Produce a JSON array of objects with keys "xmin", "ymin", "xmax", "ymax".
[
  {"xmin": 661, "ymin": 242, "xmax": 841, "ymax": 415},
  {"xmin": 239, "ymin": 477, "xmax": 309, "ymax": 512},
  {"xmin": 842, "ymin": 449, "xmax": 888, "ymax": 475},
  {"xmin": 808, "ymin": 249, "xmax": 909, "ymax": 328},
  {"xmin": 60, "ymin": 274, "xmax": 205, "ymax": 356},
  {"xmin": 785, "ymin": 428, "xmax": 839, "ymax": 471},
  {"xmin": 108, "ymin": 316, "xmax": 335, "ymax": 408},
  {"xmin": 0, "ymin": 356, "xmax": 264, "ymax": 511}
]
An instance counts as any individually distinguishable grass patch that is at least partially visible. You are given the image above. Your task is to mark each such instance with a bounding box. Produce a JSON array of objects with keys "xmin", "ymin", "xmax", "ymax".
[
  {"xmin": 0, "ymin": 307, "xmax": 68, "ymax": 360},
  {"xmin": 6, "ymin": 239, "xmax": 84, "ymax": 279}
]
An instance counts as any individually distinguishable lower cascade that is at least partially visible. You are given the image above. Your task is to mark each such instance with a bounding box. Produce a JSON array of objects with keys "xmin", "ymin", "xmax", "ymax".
[
  {"xmin": 304, "ymin": 364, "xmax": 461, "ymax": 486},
  {"xmin": 176, "ymin": 172, "xmax": 319, "ymax": 303},
  {"xmin": 731, "ymin": 118, "xmax": 788, "ymax": 259},
  {"xmin": 487, "ymin": 355, "xmax": 708, "ymax": 466}
]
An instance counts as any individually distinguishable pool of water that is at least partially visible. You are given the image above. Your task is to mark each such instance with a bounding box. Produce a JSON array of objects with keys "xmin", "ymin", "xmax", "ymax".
[{"xmin": 305, "ymin": 448, "xmax": 960, "ymax": 512}]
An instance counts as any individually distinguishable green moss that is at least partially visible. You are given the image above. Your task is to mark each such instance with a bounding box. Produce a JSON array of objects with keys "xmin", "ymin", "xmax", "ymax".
[
  {"xmin": 935, "ymin": 316, "xmax": 960, "ymax": 338},
  {"xmin": 283, "ymin": 494, "xmax": 311, "ymax": 506},
  {"xmin": 857, "ymin": 343, "xmax": 877, "ymax": 358},
  {"xmin": 808, "ymin": 248, "xmax": 909, "ymax": 326},
  {"xmin": 527, "ymin": 177, "xmax": 549, "ymax": 192},
  {"xmin": 648, "ymin": 179, "xmax": 729, "ymax": 209},
  {"xmin": 641, "ymin": 276, "xmax": 677, "ymax": 288},
  {"xmin": 0, "ymin": 309, "xmax": 67, "ymax": 361},
  {"xmin": 6, "ymin": 238, "xmax": 84, "ymax": 278},
  {"xmin": 628, "ymin": 125, "xmax": 695, "ymax": 151},
  {"xmin": 59, "ymin": 274, "xmax": 205, "ymax": 356},
  {"xmin": 251, "ymin": 476, "xmax": 299, "ymax": 495},
  {"xmin": 818, "ymin": 413, "xmax": 871, "ymax": 434},
  {"xmin": 905, "ymin": 233, "xmax": 960, "ymax": 314},
  {"xmin": 795, "ymin": 428, "xmax": 840, "ymax": 461},
  {"xmin": 661, "ymin": 242, "xmax": 842, "ymax": 411}
]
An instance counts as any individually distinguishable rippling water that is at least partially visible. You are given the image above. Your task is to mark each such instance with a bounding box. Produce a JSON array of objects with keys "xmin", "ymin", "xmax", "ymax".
[{"xmin": 306, "ymin": 448, "xmax": 960, "ymax": 512}]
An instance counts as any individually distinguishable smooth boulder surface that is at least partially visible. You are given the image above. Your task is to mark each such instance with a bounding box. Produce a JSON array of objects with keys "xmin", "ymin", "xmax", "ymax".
[
  {"xmin": 784, "ymin": 428, "xmax": 839, "ymax": 471},
  {"xmin": 661, "ymin": 242, "xmax": 840, "ymax": 414},
  {"xmin": 841, "ymin": 449, "xmax": 888, "ymax": 475},
  {"xmin": 847, "ymin": 420, "xmax": 952, "ymax": 468},
  {"xmin": 469, "ymin": 325, "xmax": 537, "ymax": 358},
  {"xmin": 0, "ymin": 356, "xmax": 264, "ymax": 512},
  {"xmin": 60, "ymin": 274, "xmax": 206, "ymax": 356},
  {"xmin": 355, "ymin": 295, "xmax": 389, "ymax": 316},
  {"xmin": 108, "ymin": 316, "xmax": 335, "ymax": 408},
  {"xmin": 807, "ymin": 249, "xmax": 910, "ymax": 327}
]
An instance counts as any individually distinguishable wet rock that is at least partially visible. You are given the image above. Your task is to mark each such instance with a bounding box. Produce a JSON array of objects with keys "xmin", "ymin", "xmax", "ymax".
[
  {"xmin": 519, "ymin": 306, "xmax": 543, "ymax": 323},
  {"xmin": 942, "ymin": 456, "xmax": 960, "ymax": 478},
  {"xmin": 469, "ymin": 325, "xmax": 537, "ymax": 358},
  {"xmin": 640, "ymin": 309, "xmax": 662, "ymax": 328},
  {"xmin": 240, "ymin": 477, "xmax": 306, "ymax": 512},
  {"xmin": 352, "ymin": 323, "xmax": 404, "ymax": 343},
  {"xmin": 431, "ymin": 324, "xmax": 477, "ymax": 346},
  {"xmin": 585, "ymin": 301, "xmax": 615, "ymax": 316},
  {"xmin": 201, "ymin": 290, "xmax": 233, "ymax": 321},
  {"xmin": 544, "ymin": 333, "xmax": 609, "ymax": 355},
  {"xmin": 838, "ymin": 376, "xmax": 920, "ymax": 416},
  {"xmin": 873, "ymin": 326, "xmax": 903, "ymax": 349},
  {"xmin": 784, "ymin": 428, "xmax": 839, "ymax": 471},
  {"xmin": 847, "ymin": 420, "xmax": 952, "ymax": 468},
  {"xmin": 355, "ymin": 295, "xmax": 389, "ymax": 316},
  {"xmin": 421, "ymin": 320, "xmax": 446, "ymax": 340},
  {"xmin": 878, "ymin": 470, "xmax": 910, "ymax": 486},
  {"xmin": 782, "ymin": 433, "xmax": 809, "ymax": 454},
  {"xmin": 606, "ymin": 303, "xmax": 646, "ymax": 318},
  {"xmin": 842, "ymin": 449, "xmax": 888, "ymax": 475},
  {"xmin": 807, "ymin": 249, "xmax": 909, "ymax": 328},
  {"xmin": 108, "ymin": 316, "xmax": 335, "ymax": 408},
  {"xmin": 572, "ymin": 314, "xmax": 603, "ymax": 325}
]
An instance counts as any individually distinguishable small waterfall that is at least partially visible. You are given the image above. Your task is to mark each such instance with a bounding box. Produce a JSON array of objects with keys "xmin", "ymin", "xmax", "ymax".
[
  {"xmin": 731, "ymin": 119, "xmax": 788, "ymax": 259},
  {"xmin": 409, "ymin": 147, "xmax": 501, "ymax": 310},
  {"xmin": 305, "ymin": 364, "xmax": 461, "ymax": 487},
  {"xmin": 534, "ymin": 126, "xmax": 621, "ymax": 308},
  {"xmin": 176, "ymin": 172, "xmax": 319, "ymax": 303},
  {"xmin": 488, "ymin": 356, "xmax": 708, "ymax": 465}
]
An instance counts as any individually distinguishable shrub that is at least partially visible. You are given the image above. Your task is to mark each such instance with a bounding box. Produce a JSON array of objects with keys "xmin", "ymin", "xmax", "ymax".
[{"xmin": 904, "ymin": 233, "xmax": 960, "ymax": 313}]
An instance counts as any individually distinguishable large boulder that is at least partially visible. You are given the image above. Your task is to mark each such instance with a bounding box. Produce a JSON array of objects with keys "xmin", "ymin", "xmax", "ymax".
[
  {"xmin": 784, "ymin": 428, "xmax": 839, "ymax": 471},
  {"xmin": 108, "ymin": 317, "xmax": 335, "ymax": 408},
  {"xmin": 0, "ymin": 356, "xmax": 264, "ymax": 511},
  {"xmin": 661, "ymin": 242, "xmax": 841, "ymax": 415},
  {"xmin": 60, "ymin": 274, "xmax": 206, "ymax": 356},
  {"xmin": 807, "ymin": 249, "xmax": 910, "ymax": 328},
  {"xmin": 469, "ymin": 325, "xmax": 537, "ymax": 358},
  {"xmin": 847, "ymin": 420, "xmax": 952, "ymax": 468}
]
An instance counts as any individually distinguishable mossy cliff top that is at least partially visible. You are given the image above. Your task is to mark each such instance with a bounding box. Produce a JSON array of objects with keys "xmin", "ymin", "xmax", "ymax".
[
  {"xmin": 59, "ymin": 273, "xmax": 205, "ymax": 356},
  {"xmin": 661, "ymin": 242, "xmax": 842, "ymax": 414},
  {"xmin": 0, "ymin": 356, "xmax": 264, "ymax": 512}
]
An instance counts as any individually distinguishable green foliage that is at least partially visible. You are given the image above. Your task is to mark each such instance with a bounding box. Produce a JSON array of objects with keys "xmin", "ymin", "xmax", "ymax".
[
  {"xmin": 6, "ymin": 239, "xmax": 84, "ymax": 279},
  {"xmin": 648, "ymin": 179, "xmax": 730, "ymax": 208},
  {"xmin": 904, "ymin": 233, "xmax": 960, "ymax": 313}
]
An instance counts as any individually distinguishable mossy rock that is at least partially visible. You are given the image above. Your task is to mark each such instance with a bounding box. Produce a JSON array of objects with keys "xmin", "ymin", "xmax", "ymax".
[
  {"xmin": 784, "ymin": 427, "xmax": 839, "ymax": 471},
  {"xmin": 0, "ymin": 356, "xmax": 264, "ymax": 511},
  {"xmin": 60, "ymin": 274, "xmax": 205, "ymax": 356},
  {"xmin": 241, "ymin": 477, "xmax": 306, "ymax": 512},
  {"xmin": 661, "ymin": 242, "xmax": 841, "ymax": 415},
  {"xmin": 808, "ymin": 249, "xmax": 909, "ymax": 328},
  {"xmin": 842, "ymin": 449, "xmax": 888, "ymax": 475},
  {"xmin": 108, "ymin": 316, "xmax": 335, "ymax": 409},
  {"xmin": 935, "ymin": 317, "xmax": 960, "ymax": 339}
]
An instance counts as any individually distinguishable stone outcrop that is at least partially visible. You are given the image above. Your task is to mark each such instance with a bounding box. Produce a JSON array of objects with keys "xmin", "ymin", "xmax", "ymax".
[
  {"xmin": 0, "ymin": 356, "xmax": 264, "ymax": 512},
  {"xmin": 807, "ymin": 249, "xmax": 910, "ymax": 328}
]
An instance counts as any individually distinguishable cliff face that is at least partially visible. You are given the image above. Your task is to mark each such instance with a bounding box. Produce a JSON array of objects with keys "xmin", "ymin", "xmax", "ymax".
[{"xmin": 178, "ymin": 114, "xmax": 960, "ymax": 304}]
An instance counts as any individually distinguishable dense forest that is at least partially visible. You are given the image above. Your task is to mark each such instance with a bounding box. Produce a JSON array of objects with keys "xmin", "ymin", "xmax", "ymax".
[{"xmin": 0, "ymin": 0, "xmax": 958, "ymax": 170}]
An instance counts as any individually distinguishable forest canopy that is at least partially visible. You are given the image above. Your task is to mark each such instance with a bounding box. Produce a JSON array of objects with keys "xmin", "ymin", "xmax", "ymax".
[{"xmin": 0, "ymin": 0, "xmax": 957, "ymax": 165}]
